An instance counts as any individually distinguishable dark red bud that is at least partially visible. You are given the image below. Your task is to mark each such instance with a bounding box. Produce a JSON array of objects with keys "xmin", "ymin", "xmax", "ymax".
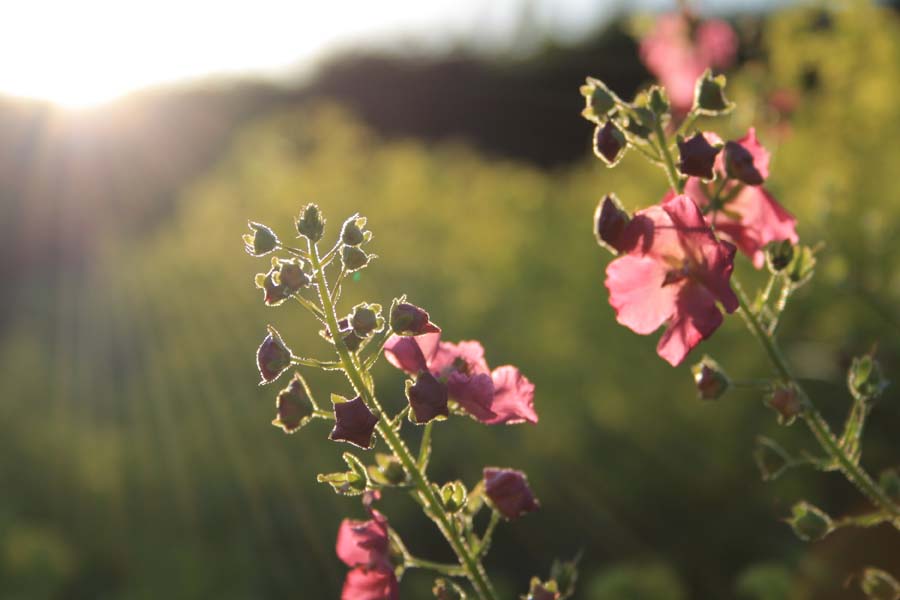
[
  {"xmin": 272, "ymin": 373, "xmax": 314, "ymax": 433},
  {"xmin": 330, "ymin": 396, "xmax": 378, "ymax": 449},
  {"xmin": 723, "ymin": 141, "xmax": 764, "ymax": 185},
  {"xmin": 593, "ymin": 195, "xmax": 630, "ymax": 254},
  {"xmin": 483, "ymin": 467, "xmax": 540, "ymax": 520},
  {"xmin": 677, "ymin": 133, "xmax": 721, "ymax": 180},
  {"xmin": 256, "ymin": 326, "xmax": 293, "ymax": 384},
  {"xmin": 390, "ymin": 303, "xmax": 441, "ymax": 336},
  {"xmin": 407, "ymin": 371, "xmax": 449, "ymax": 424},
  {"xmin": 593, "ymin": 120, "xmax": 626, "ymax": 166}
]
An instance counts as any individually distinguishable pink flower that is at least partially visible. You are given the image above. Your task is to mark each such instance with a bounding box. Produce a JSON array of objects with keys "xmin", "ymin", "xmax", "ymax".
[
  {"xmin": 640, "ymin": 14, "xmax": 737, "ymax": 114},
  {"xmin": 384, "ymin": 333, "xmax": 537, "ymax": 425},
  {"xmin": 336, "ymin": 509, "xmax": 398, "ymax": 600},
  {"xmin": 675, "ymin": 129, "xmax": 798, "ymax": 268},
  {"xmin": 483, "ymin": 467, "xmax": 540, "ymax": 520},
  {"xmin": 605, "ymin": 194, "xmax": 738, "ymax": 366}
]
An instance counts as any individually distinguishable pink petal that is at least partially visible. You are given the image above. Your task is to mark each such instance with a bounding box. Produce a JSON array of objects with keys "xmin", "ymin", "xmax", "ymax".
[
  {"xmin": 335, "ymin": 518, "xmax": 389, "ymax": 569},
  {"xmin": 736, "ymin": 128, "xmax": 770, "ymax": 181},
  {"xmin": 383, "ymin": 335, "xmax": 428, "ymax": 374},
  {"xmin": 341, "ymin": 567, "xmax": 399, "ymax": 600},
  {"xmin": 429, "ymin": 340, "xmax": 489, "ymax": 376},
  {"xmin": 606, "ymin": 253, "xmax": 678, "ymax": 335},
  {"xmin": 484, "ymin": 366, "xmax": 538, "ymax": 425},
  {"xmin": 447, "ymin": 372, "xmax": 496, "ymax": 422},
  {"xmin": 657, "ymin": 282, "xmax": 725, "ymax": 366},
  {"xmin": 715, "ymin": 186, "xmax": 798, "ymax": 268},
  {"xmin": 696, "ymin": 20, "xmax": 738, "ymax": 69}
]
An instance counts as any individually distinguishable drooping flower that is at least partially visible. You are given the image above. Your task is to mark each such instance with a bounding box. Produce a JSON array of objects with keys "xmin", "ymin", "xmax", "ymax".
[
  {"xmin": 383, "ymin": 332, "xmax": 537, "ymax": 425},
  {"xmin": 483, "ymin": 467, "xmax": 540, "ymax": 520},
  {"xmin": 256, "ymin": 326, "xmax": 293, "ymax": 384},
  {"xmin": 605, "ymin": 194, "xmax": 738, "ymax": 366},
  {"xmin": 640, "ymin": 13, "xmax": 738, "ymax": 114},
  {"xmin": 390, "ymin": 302, "xmax": 441, "ymax": 336},
  {"xmin": 272, "ymin": 372, "xmax": 314, "ymax": 433},
  {"xmin": 336, "ymin": 508, "xmax": 398, "ymax": 600},
  {"xmin": 330, "ymin": 396, "xmax": 379, "ymax": 449}
]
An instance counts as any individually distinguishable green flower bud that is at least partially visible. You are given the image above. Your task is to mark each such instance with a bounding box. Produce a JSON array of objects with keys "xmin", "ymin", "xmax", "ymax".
[
  {"xmin": 243, "ymin": 221, "xmax": 279, "ymax": 256},
  {"xmin": 860, "ymin": 568, "xmax": 900, "ymax": 600},
  {"xmin": 368, "ymin": 453, "xmax": 407, "ymax": 486},
  {"xmin": 580, "ymin": 77, "xmax": 619, "ymax": 123},
  {"xmin": 694, "ymin": 69, "xmax": 734, "ymax": 115},
  {"xmin": 296, "ymin": 203, "xmax": 325, "ymax": 242},
  {"xmin": 766, "ymin": 240, "xmax": 795, "ymax": 273},
  {"xmin": 648, "ymin": 86, "xmax": 670, "ymax": 116},
  {"xmin": 786, "ymin": 245, "xmax": 816, "ymax": 285},
  {"xmin": 787, "ymin": 501, "xmax": 833, "ymax": 542},
  {"xmin": 341, "ymin": 245, "xmax": 372, "ymax": 272},
  {"xmin": 848, "ymin": 354, "xmax": 889, "ymax": 401},
  {"xmin": 436, "ymin": 481, "xmax": 467, "ymax": 513}
]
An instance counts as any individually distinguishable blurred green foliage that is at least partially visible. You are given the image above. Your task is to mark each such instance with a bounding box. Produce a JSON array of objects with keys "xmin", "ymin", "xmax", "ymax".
[{"xmin": 0, "ymin": 3, "xmax": 899, "ymax": 599}]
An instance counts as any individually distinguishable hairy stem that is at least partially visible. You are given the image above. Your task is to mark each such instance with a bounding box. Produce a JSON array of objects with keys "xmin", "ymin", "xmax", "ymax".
[{"xmin": 654, "ymin": 120, "xmax": 683, "ymax": 193}]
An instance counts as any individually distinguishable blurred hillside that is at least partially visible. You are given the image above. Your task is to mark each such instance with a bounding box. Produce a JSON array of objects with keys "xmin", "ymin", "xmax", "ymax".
[{"xmin": 1, "ymin": 4, "xmax": 900, "ymax": 599}]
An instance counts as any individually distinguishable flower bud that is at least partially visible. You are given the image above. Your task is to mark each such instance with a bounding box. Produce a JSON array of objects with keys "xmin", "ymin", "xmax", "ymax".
[
  {"xmin": 255, "ymin": 269, "xmax": 291, "ymax": 306},
  {"xmin": 350, "ymin": 303, "xmax": 383, "ymax": 338},
  {"xmin": 677, "ymin": 133, "xmax": 721, "ymax": 180},
  {"xmin": 330, "ymin": 395, "xmax": 378, "ymax": 449},
  {"xmin": 341, "ymin": 214, "xmax": 370, "ymax": 246},
  {"xmin": 693, "ymin": 70, "xmax": 734, "ymax": 115},
  {"xmin": 593, "ymin": 120, "xmax": 626, "ymax": 167},
  {"xmin": 256, "ymin": 326, "xmax": 293, "ymax": 384},
  {"xmin": 593, "ymin": 195, "xmax": 630, "ymax": 254},
  {"xmin": 296, "ymin": 203, "xmax": 325, "ymax": 242},
  {"xmin": 848, "ymin": 354, "xmax": 889, "ymax": 401},
  {"xmin": 691, "ymin": 356, "xmax": 730, "ymax": 401},
  {"xmin": 767, "ymin": 384, "xmax": 802, "ymax": 425},
  {"xmin": 524, "ymin": 578, "xmax": 560, "ymax": 600},
  {"xmin": 437, "ymin": 481, "xmax": 467, "ymax": 513},
  {"xmin": 787, "ymin": 501, "xmax": 833, "ymax": 542},
  {"xmin": 407, "ymin": 371, "xmax": 449, "ymax": 424},
  {"xmin": 723, "ymin": 141, "xmax": 764, "ymax": 185},
  {"xmin": 879, "ymin": 468, "xmax": 900, "ymax": 504},
  {"xmin": 243, "ymin": 221, "xmax": 279, "ymax": 256},
  {"xmin": 580, "ymin": 77, "xmax": 619, "ymax": 122},
  {"xmin": 766, "ymin": 240, "xmax": 794, "ymax": 273},
  {"xmin": 860, "ymin": 568, "xmax": 900, "ymax": 600},
  {"xmin": 317, "ymin": 470, "xmax": 367, "ymax": 496},
  {"xmin": 390, "ymin": 302, "xmax": 441, "ymax": 336},
  {"xmin": 341, "ymin": 245, "xmax": 372, "ymax": 272},
  {"xmin": 648, "ymin": 86, "xmax": 670, "ymax": 116},
  {"xmin": 273, "ymin": 258, "xmax": 310, "ymax": 292},
  {"xmin": 786, "ymin": 245, "xmax": 816, "ymax": 285},
  {"xmin": 272, "ymin": 372, "xmax": 314, "ymax": 433},
  {"xmin": 369, "ymin": 453, "xmax": 406, "ymax": 486},
  {"xmin": 483, "ymin": 467, "xmax": 540, "ymax": 521}
]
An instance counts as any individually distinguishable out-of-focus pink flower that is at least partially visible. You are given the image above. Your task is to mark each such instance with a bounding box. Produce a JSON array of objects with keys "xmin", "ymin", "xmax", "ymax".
[
  {"xmin": 384, "ymin": 333, "xmax": 537, "ymax": 425},
  {"xmin": 337, "ymin": 504, "xmax": 398, "ymax": 600},
  {"xmin": 675, "ymin": 128, "xmax": 798, "ymax": 268},
  {"xmin": 640, "ymin": 14, "xmax": 738, "ymax": 114},
  {"xmin": 605, "ymin": 195, "xmax": 738, "ymax": 366},
  {"xmin": 483, "ymin": 467, "xmax": 540, "ymax": 520}
]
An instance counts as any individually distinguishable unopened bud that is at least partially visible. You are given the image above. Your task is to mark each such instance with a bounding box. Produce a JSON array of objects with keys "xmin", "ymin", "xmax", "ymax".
[
  {"xmin": 341, "ymin": 214, "xmax": 370, "ymax": 246},
  {"xmin": 484, "ymin": 467, "xmax": 540, "ymax": 521},
  {"xmin": 524, "ymin": 578, "xmax": 560, "ymax": 600},
  {"xmin": 766, "ymin": 240, "xmax": 795, "ymax": 273},
  {"xmin": 767, "ymin": 384, "xmax": 802, "ymax": 425},
  {"xmin": 593, "ymin": 121, "xmax": 626, "ymax": 167},
  {"xmin": 255, "ymin": 269, "xmax": 291, "ymax": 306},
  {"xmin": 694, "ymin": 70, "xmax": 734, "ymax": 115},
  {"xmin": 436, "ymin": 481, "xmax": 467, "ymax": 513},
  {"xmin": 787, "ymin": 501, "xmax": 832, "ymax": 542},
  {"xmin": 272, "ymin": 372, "xmax": 314, "ymax": 433},
  {"xmin": 243, "ymin": 221, "xmax": 279, "ymax": 256},
  {"xmin": 273, "ymin": 258, "xmax": 310, "ymax": 292},
  {"xmin": 691, "ymin": 356, "xmax": 730, "ymax": 400},
  {"xmin": 677, "ymin": 133, "xmax": 721, "ymax": 180},
  {"xmin": 296, "ymin": 203, "xmax": 325, "ymax": 242},
  {"xmin": 723, "ymin": 141, "xmax": 764, "ymax": 185},
  {"xmin": 848, "ymin": 354, "xmax": 889, "ymax": 401},
  {"xmin": 593, "ymin": 195, "xmax": 630, "ymax": 254},
  {"xmin": 391, "ymin": 302, "xmax": 441, "ymax": 336},
  {"xmin": 648, "ymin": 86, "xmax": 670, "ymax": 116},
  {"xmin": 786, "ymin": 245, "xmax": 816, "ymax": 285},
  {"xmin": 341, "ymin": 245, "xmax": 372, "ymax": 272},
  {"xmin": 256, "ymin": 326, "xmax": 293, "ymax": 384},
  {"xmin": 580, "ymin": 77, "xmax": 619, "ymax": 122},
  {"xmin": 860, "ymin": 568, "xmax": 900, "ymax": 600},
  {"xmin": 350, "ymin": 303, "xmax": 383, "ymax": 338},
  {"xmin": 369, "ymin": 453, "xmax": 406, "ymax": 486},
  {"xmin": 317, "ymin": 470, "xmax": 367, "ymax": 496}
]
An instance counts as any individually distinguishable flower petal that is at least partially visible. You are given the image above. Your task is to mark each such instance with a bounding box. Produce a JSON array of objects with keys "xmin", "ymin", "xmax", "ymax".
[
  {"xmin": 447, "ymin": 372, "xmax": 496, "ymax": 422},
  {"xmin": 484, "ymin": 366, "xmax": 538, "ymax": 425},
  {"xmin": 383, "ymin": 335, "xmax": 429, "ymax": 374},
  {"xmin": 341, "ymin": 567, "xmax": 399, "ymax": 600},
  {"xmin": 606, "ymin": 253, "xmax": 678, "ymax": 335},
  {"xmin": 715, "ymin": 186, "xmax": 799, "ymax": 268},
  {"xmin": 657, "ymin": 282, "xmax": 724, "ymax": 366}
]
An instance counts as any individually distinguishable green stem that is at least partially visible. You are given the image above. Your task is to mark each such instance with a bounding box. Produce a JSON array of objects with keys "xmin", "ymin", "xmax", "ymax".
[
  {"xmin": 418, "ymin": 421, "xmax": 433, "ymax": 471},
  {"xmin": 476, "ymin": 510, "xmax": 501, "ymax": 558},
  {"xmin": 732, "ymin": 279, "xmax": 900, "ymax": 522},
  {"xmin": 674, "ymin": 110, "xmax": 699, "ymax": 139},
  {"xmin": 290, "ymin": 356, "xmax": 342, "ymax": 370},
  {"xmin": 308, "ymin": 242, "xmax": 499, "ymax": 600},
  {"xmin": 362, "ymin": 325, "xmax": 393, "ymax": 371},
  {"xmin": 654, "ymin": 120, "xmax": 683, "ymax": 193}
]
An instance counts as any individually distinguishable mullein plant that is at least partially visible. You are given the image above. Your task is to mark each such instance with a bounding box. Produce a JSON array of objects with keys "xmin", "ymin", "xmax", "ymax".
[
  {"xmin": 244, "ymin": 208, "xmax": 578, "ymax": 599},
  {"xmin": 580, "ymin": 63, "xmax": 900, "ymax": 597}
]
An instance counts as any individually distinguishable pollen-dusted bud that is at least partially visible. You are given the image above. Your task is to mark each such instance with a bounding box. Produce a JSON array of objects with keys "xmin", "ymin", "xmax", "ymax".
[
  {"xmin": 694, "ymin": 69, "xmax": 734, "ymax": 115},
  {"xmin": 677, "ymin": 133, "xmax": 721, "ymax": 180},
  {"xmin": 593, "ymin": 120, "xmax": 627, "ymax": 167},
  {"xmin": 272, "ymin": 372, "xmax": 314, "ymax": 433},
  {"xmin": 407, "ymin": 371, "xmax": 449, "ymax": 424},
  {"xmin": 350, "ymin": 303, "xmax": 383, "ymax": 338},
  {"xmin": 341, "ymin": 245, "xmax": 372, "ymax": 272},
  {"xmin": 296, "ymin": 203, "xmax": 325, "ymax": 242},
  {"xmin": 860, "ymin": 568, "xmax": 900, "ymax": 600},
  {"xmin": 593, "ymin": 194, "xmax": 630, "ymax": 254},
  {"xmin": 256, "ymin": 325, "xmax": 293, "ymax": 384},
  {"xmin": 766, "ymin": 240, "xmax": 795, "ymax": 273},
  {"xmin": 580, "ymin": 77, "xmax": 619, "ymax": 123},
  {"xmin": 390, "ymin": 302, "xmax": 441, "ymax": 336},
  {"xmin": 767, "ymin": 384, "xmax": 802, "ymax": 425},
  {"xmin": 483, "ymin": 467, "xmax": 540, "ymax": 521},
  {"xmin": 691, "ymin": 356, "xmax": 730, "ymax": 400},
  {"xmin": 243, "ymin": 221, "xmax": 279, "ymax": 256},
  {"xmin": 787, "ymin": 501, "xmax": 833, "ymax": 542},
  {"xmin": 848, "ymin": 354, "xmax": 889, "ymax": 401},
  {"xmin": 341, "ymin": 213, "xmax": 371, "ymax": 246},
  {"xmin": 723, "ymin": 141, "xmax": 764, "ymax": 185},
  {"xmin": 329, "ymin": 395, "xmax": 378, "ymax": 449}
]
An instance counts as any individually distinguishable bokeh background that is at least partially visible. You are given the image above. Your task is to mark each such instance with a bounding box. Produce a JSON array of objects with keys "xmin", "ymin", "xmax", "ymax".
[{"xmin": 0, "ymin": 1, "xmax": 899, "ymax": 598}]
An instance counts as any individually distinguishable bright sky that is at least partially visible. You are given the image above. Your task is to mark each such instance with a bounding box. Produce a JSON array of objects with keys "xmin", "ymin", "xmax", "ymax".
[{"xmin": 0, "ymin": 0, "xmax": 775, "ymax": 107}]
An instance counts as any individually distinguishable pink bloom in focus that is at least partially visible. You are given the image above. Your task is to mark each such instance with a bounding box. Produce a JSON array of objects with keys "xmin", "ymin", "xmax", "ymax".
[
  {"xmin": 640, "ymin": 14, "xmax": 737, "ymax": 114},
  {"xmin": 606, "ymin": 195, "xmax": 738, "ymax": 366},
  {"xmin": 336, "ymin": 508, "xmax": 398, "ymax": 600},
  {"xmin": 383, "ymin": 333, "xmax": 537, "ymax": 425}
]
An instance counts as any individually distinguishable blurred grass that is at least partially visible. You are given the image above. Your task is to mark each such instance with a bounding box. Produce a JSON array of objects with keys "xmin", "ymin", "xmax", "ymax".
[{"xmin": 0, "ymin": 4, "xmax": 899, "ymax": 599}]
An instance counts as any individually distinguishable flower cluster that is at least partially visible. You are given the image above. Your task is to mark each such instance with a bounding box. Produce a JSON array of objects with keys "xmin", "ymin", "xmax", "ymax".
[{"xmin": 244, "ymin": 205, "xmax": 573, "ymax": 599}]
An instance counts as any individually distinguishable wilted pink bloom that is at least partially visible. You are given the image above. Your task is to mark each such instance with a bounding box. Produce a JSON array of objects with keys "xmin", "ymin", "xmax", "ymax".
[
  {"xmin": 336, "ymin": 510, "xmax": 398, "ymax": 600},
  {"xmin": 605, "ymin": 194, "xmax": 738, "ymax": 366},
  {"xmin": 483, "ymin": 467, "xmax": 540, "ymax": 520},
  {"xmin": 384, "ymin": 333, "xmax": 537, "ymax": 425},
  {"xmin": 640, "ymin": 14, "xmax": 738, "ymax": 114},
  {"xmin": 330, "ymin": 396, "xmax": 379, "ymax": 449}
]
